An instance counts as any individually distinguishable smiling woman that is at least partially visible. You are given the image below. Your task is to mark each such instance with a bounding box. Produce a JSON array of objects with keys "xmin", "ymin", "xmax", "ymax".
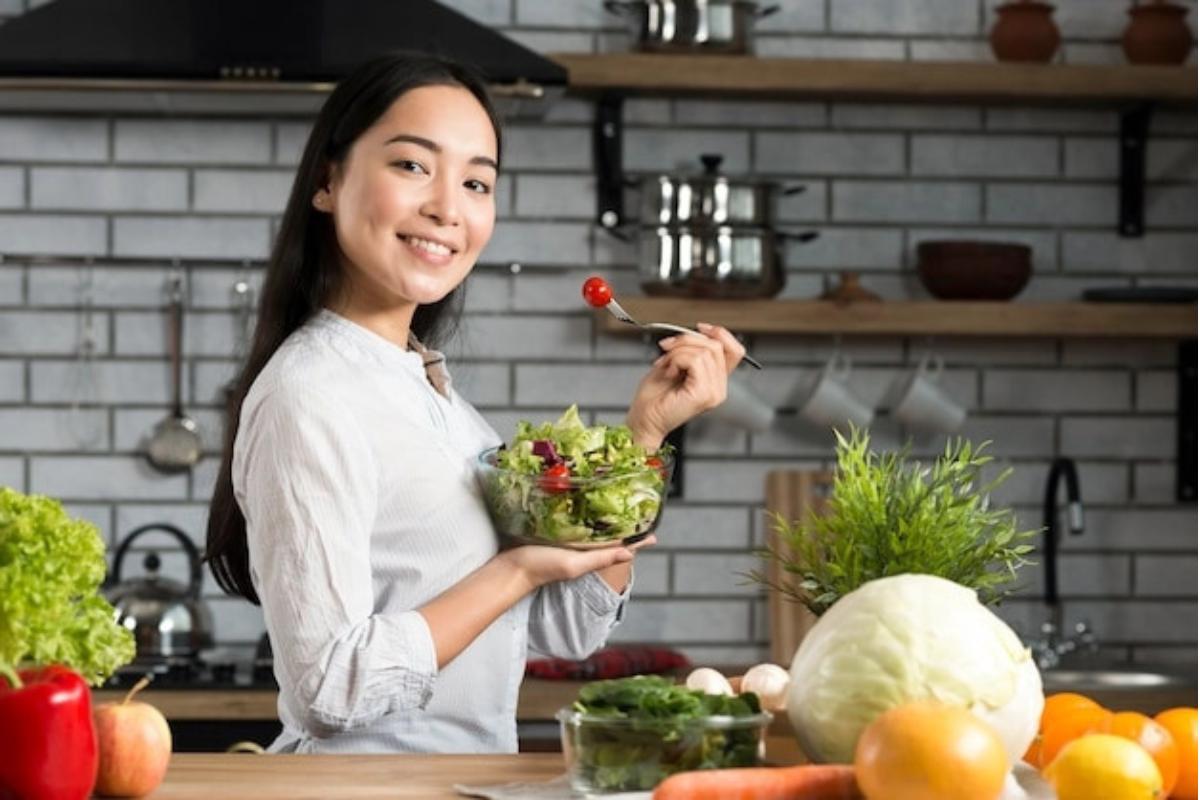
[
  {"xmin": 201, "ymin": 51, "xmax": 745, "ymax": 756},
  {"xmin": 316, "ymin": 86, "xmax": 498, "ymax": 332}
]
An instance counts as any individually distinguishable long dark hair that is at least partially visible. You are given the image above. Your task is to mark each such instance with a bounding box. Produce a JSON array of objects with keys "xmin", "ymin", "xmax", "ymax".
[{"xmin": 205, "ymin": 52, "xmax": 503, "ymax": 604}]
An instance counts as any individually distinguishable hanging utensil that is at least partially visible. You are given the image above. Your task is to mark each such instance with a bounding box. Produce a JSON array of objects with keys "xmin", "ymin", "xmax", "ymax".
[
  {"xmin": 146, "ymin": 277, "xmax": 202, "ymax": 473},
  {"xmin": 67, "ymin": 264, "xmax": 105, "ymax": 448},
  {"xmin": 223, "ymin": 269, "xmax": 256, "ymax": 402}
]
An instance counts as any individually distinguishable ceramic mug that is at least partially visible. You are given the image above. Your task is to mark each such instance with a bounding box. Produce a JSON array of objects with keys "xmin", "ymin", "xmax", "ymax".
[
  {"xmin": 888, "ymin": 355, "xmax": 966, "ymax": 434},
  {"xmin": 797, "ymin": 354, "xmax": 874, "ymax": 431},
  {"xmin": 708, "ymin": 377, "xmax": 776, "ymax": 432}
]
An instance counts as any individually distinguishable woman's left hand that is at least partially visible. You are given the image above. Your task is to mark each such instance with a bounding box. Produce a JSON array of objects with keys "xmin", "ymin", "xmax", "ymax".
[{"xmin": 625, "ymin": 322, "xmax": 746, "ymax": 450}]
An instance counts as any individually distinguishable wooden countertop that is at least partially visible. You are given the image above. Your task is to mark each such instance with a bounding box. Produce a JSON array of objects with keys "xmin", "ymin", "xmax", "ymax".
[{"xmin": 142, "ymin": 737, "xmax": 807, "ymax": 799}]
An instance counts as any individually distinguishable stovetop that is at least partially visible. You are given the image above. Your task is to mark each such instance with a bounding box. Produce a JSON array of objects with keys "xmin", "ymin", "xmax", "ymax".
[{"xmin": 104, "ymin": 658, "xmax": 277, "ymax": 691}]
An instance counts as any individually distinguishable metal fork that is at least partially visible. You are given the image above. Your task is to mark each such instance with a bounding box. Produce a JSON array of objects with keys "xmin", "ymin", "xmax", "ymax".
[{"xmin": 604, "ymin": 297, "xmax": 764, "ymax": 370}]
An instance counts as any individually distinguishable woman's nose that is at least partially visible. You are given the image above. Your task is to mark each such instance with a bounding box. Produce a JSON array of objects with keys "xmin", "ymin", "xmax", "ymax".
[{"xmin": 420, "ymin": 177, "xmax": 461, "ymax": 226}]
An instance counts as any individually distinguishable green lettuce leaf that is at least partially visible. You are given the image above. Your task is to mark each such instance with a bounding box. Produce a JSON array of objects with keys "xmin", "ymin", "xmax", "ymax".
[{"xmin": 0, "ymin": 487, "xmax": 135, "ymax": 687}]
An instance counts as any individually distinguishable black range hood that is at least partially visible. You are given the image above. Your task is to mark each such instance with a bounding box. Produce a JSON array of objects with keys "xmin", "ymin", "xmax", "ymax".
[{"xmin": 0, "ymin": 0, "xmax": 566, "ymax": 114}]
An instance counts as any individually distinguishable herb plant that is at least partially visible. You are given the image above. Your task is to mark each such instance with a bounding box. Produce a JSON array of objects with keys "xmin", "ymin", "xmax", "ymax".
[
  {"xmin": 564, "ymin": 675, "xmax": 765, "ymax": 792},
  {"xmin": 0, "ymin": 487, "xmax": 135, "ymax": 687},
  {"xmin": 748, "ymin": 428, "xmax": 1035, "ymax": 617}
]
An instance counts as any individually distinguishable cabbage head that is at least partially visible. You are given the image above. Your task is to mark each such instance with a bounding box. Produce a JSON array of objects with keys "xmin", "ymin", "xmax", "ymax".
[{"xmin": 786, "ymin": 573, "xmax": 1043, "ymax": 765}]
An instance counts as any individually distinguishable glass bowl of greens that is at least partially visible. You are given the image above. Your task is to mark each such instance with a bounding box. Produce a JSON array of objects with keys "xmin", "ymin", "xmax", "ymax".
[
  {"xmin": 556, "ymin": 676, "xmax": 771, "ymax": 794},
  {"xmin": 477, "ymin": 406, "xmax": 674, "ymax": 550}
]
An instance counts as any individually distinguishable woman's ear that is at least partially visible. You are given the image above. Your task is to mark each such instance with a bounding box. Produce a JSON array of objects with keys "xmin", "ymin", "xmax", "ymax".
[{"xmin": 312, "ymin": 187, "xmax": 331, "ymax": 213}]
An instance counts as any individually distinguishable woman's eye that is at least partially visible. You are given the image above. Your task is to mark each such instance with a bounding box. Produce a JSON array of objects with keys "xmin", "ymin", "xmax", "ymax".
[
  {"xmin": 391, "ymin": 160, "xmax": 427, "ymax": 174},
  {"xmin": 465, "ymin": 179, "xmax": 492, "ymax": 195}
]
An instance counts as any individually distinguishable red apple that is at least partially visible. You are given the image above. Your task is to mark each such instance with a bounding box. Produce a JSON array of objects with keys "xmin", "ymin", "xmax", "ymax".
[{"xmin": 93, "ymin": 676, "xmax": 172, "ymax": 797}]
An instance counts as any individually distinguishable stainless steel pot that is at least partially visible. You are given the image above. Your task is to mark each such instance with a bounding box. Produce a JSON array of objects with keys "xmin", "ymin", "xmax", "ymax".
[
  {"xmin": 638, "ymin": 225, "xmax": 815, "ymax": 299},
  {"xmin": 104, "ymin": 523, "xmax": 215, "ymax": 664},
  {"xmin": 604, "ymin": 0, "xmax": 779, "ymax": 54},
  {"xmin": 636, "ymin": 154, "xmax": 803, "ymax": 227}
]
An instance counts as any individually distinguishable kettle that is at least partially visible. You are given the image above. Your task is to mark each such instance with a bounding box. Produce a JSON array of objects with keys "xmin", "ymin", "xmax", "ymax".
[{"xmin": 105, "ymin": 523, "xmax": 215, "ymax": 663}]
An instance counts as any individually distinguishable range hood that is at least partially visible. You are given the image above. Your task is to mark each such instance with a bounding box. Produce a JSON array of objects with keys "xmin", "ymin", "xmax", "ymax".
[{"xmin": 0, "ymin": 0, "xmax": 567, "ymax": 115}]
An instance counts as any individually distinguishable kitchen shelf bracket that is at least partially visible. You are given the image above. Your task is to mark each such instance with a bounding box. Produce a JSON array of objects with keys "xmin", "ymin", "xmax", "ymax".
[
  {"xmin": 593, "ymin": 92, "xmax": 627, "ymax": 236},
  {"xmin": 1118, "ymin": 102, "xmax": 1154, "ymax": 238},
  {"xmin": 1178, "ymin": 339, "xmax": 1197, "ymax": 502}
]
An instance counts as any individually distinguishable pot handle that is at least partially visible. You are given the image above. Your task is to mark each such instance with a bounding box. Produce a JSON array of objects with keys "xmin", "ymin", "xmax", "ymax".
[
  {"xmin": 110, "ymin": 522, "xmax": 204, "ymax": 600},
  {"xmin": 781, "ymin": 184, "xmax": 807, "ymax": 196},
  {"xmin": 757, "ymin": 4, "xmax": 781, "ymax": 19},
  {"xmin": 603, "ymin": 0, "xmax": 638, "ymax": 16},
  {"xmin": 781, "ymin": 230, "xmax": 820, "ymax": 243}
]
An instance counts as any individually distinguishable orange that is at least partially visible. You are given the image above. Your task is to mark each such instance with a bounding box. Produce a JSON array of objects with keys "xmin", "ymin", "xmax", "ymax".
[
  {"xmin": 1155, "ymin": 707, "xmax": 1198, "ymax": 800},
  {"xmin": 1040, "ymin": 704, "xmax": 1113, "ymax": 768},
  {"xmin": 1045, "ymin": 733, "xmax": 1164, "ymax": 800},
  {"xmin": 855, "ymin": 701, "xmax": 1008, "ymax": 800},
  {"xmin": 1025, "ymin": 692, "xmax": 1105, "ymax": 767},
  {"xmin": 1101, "ymin": 711, "xmax": 1180, "ymax": 796}
]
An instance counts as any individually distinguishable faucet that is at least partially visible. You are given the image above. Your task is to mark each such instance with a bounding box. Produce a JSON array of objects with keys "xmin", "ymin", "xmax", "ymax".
[{"xmin": 1031, "ymin": 458, "xmax": 1096, "ymax": 669}]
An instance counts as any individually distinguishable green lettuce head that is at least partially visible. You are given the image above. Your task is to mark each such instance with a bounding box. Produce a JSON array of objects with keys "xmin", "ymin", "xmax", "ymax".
[{"xmin": 0, "ymin": 487, "xmax": 135, "ymax": 687}]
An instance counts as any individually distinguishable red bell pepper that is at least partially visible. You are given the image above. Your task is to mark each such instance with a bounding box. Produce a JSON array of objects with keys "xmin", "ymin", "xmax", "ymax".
[{"xmin": 0, "ymin": 664, "xmax": 98, "ymax": 800}]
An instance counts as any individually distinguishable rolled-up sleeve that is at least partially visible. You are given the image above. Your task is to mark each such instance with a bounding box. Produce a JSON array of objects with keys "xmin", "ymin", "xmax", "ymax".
[
  {"xmin": 234, "ymin": 386, "xmax": 437, "ymax": 737},
  {"xmin": 526, "ymin": 570, "xmax": 632, "ymax": 660}
]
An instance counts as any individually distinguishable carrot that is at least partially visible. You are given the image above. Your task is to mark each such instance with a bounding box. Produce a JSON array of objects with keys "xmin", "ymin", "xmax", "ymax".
[{"xmin": 651, "ymin": 764, "xmax": 862, "ymax": 800}]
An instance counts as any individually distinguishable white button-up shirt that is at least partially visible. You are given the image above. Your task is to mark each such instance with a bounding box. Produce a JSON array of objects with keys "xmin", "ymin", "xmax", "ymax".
[{"xmin": 233, "ymin": 310, "xmax": 629, "ymax": 754}]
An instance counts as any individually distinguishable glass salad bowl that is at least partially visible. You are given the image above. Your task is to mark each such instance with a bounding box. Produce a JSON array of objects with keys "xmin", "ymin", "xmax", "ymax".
[
  {"xmin": 476, "ymin": 446, "xmax": 674, "ymax": 550},
  {"xmin": 557, "ymin": 706, "xmax": 771, "ymax": 793}
]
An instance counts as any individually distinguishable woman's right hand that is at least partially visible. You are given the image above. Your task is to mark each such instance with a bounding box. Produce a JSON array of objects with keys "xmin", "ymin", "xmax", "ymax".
[{"xmin": 500, "ymin": 536, "xmax": 655, "ymax": 592}]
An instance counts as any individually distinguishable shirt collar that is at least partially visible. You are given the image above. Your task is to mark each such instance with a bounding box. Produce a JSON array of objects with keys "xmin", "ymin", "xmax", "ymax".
[{"xmin": 314, "ymin": 309, "xmax": 453, "ymax": 399}]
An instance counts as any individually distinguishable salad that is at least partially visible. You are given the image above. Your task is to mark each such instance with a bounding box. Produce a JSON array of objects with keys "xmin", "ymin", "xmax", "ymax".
[
  {"xmin": 558, "ymin": 675, "xmax": 769, "ymax": 792},
  {"xmin": 479, "ymin": 406, "xmax": 671, "ymax": 546}
]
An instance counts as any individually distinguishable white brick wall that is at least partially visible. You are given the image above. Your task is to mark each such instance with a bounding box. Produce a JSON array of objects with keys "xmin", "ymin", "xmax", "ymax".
[{"xmin": 0, "ymin": 0, "xmax": 1194, "ymax": 665}]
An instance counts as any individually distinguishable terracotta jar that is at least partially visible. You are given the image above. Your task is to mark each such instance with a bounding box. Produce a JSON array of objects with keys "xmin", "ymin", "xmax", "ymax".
[
  {"xmin": 1123, "ymin": 0, "xmax": 1194, "ymax": 65},
  {"xmin": 990, "ymin": 0, "xmax": 1061, "ymax": 63}
]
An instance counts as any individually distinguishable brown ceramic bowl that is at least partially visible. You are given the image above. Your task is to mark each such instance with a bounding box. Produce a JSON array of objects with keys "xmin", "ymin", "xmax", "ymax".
[{"xmin": 916, "ymin": 240, "xmax": 1033, "ymax": 301}]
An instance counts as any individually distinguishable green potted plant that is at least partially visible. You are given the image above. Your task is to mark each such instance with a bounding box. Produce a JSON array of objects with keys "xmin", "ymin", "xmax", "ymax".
[{"xmin": 748, "ymin": 427, "xmax": 1037, "ymax": 617}]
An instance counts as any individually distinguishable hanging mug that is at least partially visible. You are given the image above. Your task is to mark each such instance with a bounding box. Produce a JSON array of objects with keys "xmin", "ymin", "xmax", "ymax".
[
  {"xmin": 887, "ymin": 355, "xmax": 967, "ymax": 434},
  {"xmin": 796, "ymin": 354, "xmax": 874, "ymax": 432}
]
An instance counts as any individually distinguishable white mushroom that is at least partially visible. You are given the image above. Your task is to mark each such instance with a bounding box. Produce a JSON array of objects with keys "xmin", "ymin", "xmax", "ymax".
[
  {"xmin": 739, "ymin": 663, "xmax": 791, "ymax": 711},
  {"xmin": 684, "ymin": 667, "xmax": 735, "ymax": 696}
]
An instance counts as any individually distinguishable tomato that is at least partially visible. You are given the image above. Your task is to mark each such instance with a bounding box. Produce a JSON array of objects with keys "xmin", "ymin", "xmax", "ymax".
[
  {"xmin": 538, "ymin": 463, "xmax": 572, "ymax": 494},
  {"xmin": 646, "ymin": 455, "xmax": 667, "ymax": 479},
  {"xmin": 854, "ymin": 701, "xmax": 1008, "ymax": 800},
  {"xmin": 581, "ymin": 276, "xmax": 612, "ymax": 308},
  {"xmin": 1154, "ymin": 707, "xmax": 1198, "ymax": 800}
]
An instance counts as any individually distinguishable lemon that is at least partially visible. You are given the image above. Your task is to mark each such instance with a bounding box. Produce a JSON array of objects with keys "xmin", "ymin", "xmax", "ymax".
[{"xmin": 1044, "ymin": 733, "xmax": 1164, "ymax": 800}]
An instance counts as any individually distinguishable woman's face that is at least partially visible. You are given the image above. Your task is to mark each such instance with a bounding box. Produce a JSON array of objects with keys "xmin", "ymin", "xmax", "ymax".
[{"xmin": 317, "ymin": 84, "xmax": 498, "ymax": 314}]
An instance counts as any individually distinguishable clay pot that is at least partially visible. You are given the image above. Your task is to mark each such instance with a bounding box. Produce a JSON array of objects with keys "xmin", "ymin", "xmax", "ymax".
[
  {"xmin": 990, "ymin": 1, "xmax": 1061, "ymax": 63},
  {"xmin": 1122, "ymin": 1, "xmax": 1194, "ymax": 65}
]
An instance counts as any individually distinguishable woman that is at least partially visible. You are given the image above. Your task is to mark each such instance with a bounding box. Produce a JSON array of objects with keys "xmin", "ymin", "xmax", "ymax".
[{"xmin": 205, "ymin": 51, "xmax": 744, "ymax": 754}]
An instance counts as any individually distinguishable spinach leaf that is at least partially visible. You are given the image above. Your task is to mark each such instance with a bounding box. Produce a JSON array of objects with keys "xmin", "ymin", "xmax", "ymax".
[{"xmin": 566, "ymin": 676, "xmax": 765, "ymax": 792}]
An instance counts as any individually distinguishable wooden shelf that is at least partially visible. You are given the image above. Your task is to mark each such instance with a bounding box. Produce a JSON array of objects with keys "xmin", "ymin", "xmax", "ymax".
[
  {"xmin": 552, "ymin": 53, "xmax": 1197, "ymax": 107},
  {"xmin": 597, "ymin": 298, "xmax": 1198, "ymax": 338}
]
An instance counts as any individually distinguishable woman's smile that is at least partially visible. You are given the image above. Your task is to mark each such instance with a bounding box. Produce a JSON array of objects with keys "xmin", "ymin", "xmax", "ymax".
[{"xmin": 397, "ymin": 232, "xmax": 458, "ymax": 265}]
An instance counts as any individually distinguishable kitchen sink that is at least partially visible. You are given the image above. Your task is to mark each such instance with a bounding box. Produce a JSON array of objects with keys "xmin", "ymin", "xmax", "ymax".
[
  {"xmin": 1043, "ymin": 668, "xmax": 1193, "ymax": 691},
  {"xmin": 1040, "ymin": 664, "xmax": 1197, "ymax": 713}
]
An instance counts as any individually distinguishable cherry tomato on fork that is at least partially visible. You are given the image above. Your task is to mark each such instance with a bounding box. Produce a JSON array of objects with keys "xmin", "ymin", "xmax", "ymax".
[
  {"xmin": 538, "ymin": 463, "xmax": 572, "ymax": 494},
  {"xmin": 581, "ymin": 276, "xmax": 613, "ymax": 308}
]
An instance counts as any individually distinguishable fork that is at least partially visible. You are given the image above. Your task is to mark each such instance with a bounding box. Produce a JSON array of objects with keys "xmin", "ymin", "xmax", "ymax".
[{"xmin": 604, "ymin": 297, "xmax": 764, "ymax": 370}]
